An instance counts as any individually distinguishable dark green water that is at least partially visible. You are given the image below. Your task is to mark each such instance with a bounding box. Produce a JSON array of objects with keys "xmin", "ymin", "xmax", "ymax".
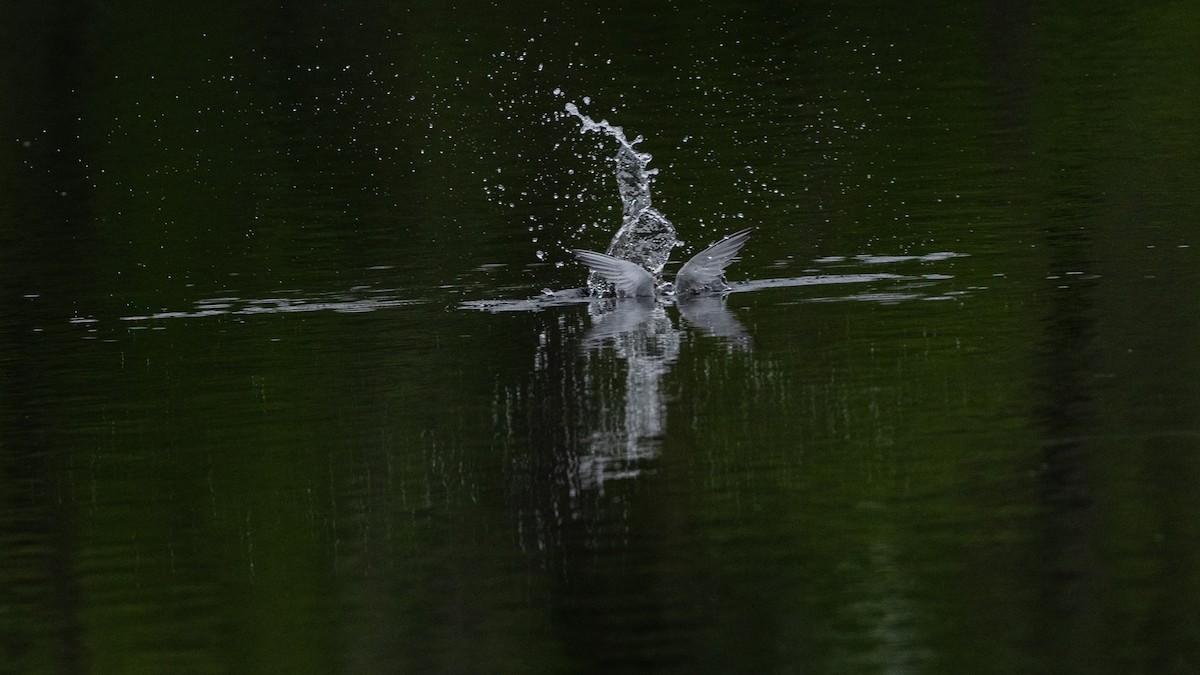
[{"xmin": 2, "ymin": 2, "xmax": 1199, "ymax": 673}]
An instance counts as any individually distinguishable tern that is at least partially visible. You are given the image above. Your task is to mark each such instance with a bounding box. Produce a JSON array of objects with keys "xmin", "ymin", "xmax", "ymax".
[{"xmin": 572, "ymin": 227, "xmax": 754, "ymax": 297}]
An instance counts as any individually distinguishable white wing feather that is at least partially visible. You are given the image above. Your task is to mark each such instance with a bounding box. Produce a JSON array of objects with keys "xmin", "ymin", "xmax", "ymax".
[
  {"xmin": 571, "ymin": 249, "xmax": 657, "ymax": 297},
  {"xmin": 674, "ymin": 227, "xmax": 753, "ymax": 294}
]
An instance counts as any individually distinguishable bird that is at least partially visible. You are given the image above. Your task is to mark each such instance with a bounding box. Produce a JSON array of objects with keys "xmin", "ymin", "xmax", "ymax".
[{"xmin": 572, "ymin": 227, "xmax": 753, "ymax": 297}]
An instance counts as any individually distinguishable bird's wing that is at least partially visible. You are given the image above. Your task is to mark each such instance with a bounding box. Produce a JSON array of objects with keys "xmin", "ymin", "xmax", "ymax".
[
  {"xmin": 674, "ymin": 227, "xmax": 754, "ymax": 294},
  {"xmin": 571, "ymin": 249, "xmax": 656, "ymax": 297}
]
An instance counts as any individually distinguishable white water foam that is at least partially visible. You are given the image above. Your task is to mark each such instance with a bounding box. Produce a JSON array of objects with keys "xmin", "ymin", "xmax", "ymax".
[{"xmin": 564, "ymin": 102, "xmax": 677, "ymax": 294}]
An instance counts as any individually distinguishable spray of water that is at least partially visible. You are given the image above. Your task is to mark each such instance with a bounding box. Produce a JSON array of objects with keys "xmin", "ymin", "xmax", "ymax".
[{"xmin": 564, "ymin": 102, "xmax": 677, "ymax": 295}]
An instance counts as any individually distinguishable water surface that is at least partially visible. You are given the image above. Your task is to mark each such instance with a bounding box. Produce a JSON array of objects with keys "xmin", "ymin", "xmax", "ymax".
[{"xmin": 2, "ymin": 1, "xmax": 1199, "ymax": 673}]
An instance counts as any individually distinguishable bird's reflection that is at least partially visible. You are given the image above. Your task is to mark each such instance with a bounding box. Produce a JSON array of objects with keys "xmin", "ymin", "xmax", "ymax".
[
  {"xmin": 497, "ymin": 292, "xmax": 751, "ymax": 558},
  {"xmin": 568, "ymin": 295, "xmax": 749, "ymax": 492},
  {"xmin": 581, "ymin": 295, "xmax": 752, "ymax": 351}
]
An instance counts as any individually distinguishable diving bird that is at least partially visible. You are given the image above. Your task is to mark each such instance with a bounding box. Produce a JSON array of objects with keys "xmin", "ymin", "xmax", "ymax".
[{"xmin": 572, "ymin": 227, "xmax": 754, "ymax": 297}]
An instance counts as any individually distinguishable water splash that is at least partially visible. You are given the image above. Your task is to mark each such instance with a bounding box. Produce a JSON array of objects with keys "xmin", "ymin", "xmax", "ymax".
[{"xmin": 564, "ymin": 102, "xmax": 677, "ymax": 295}]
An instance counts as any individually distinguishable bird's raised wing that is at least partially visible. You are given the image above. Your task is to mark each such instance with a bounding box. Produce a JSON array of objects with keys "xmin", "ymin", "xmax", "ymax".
[
  {"xmin": 674, "ymin": 227, "xmax": 754, "ymax": 294},
  {"xmin": 571, "ymin": 249, "xmax": 657, "ymax": 297}
]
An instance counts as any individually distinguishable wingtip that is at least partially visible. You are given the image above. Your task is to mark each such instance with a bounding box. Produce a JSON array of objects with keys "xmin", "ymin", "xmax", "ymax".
[
  {"xmin": 715, "ymin": 227, "xmax": 754, "ymax": 249},
  {"xmin": 708, "ymin": 227, "xmax": 755, "ymax": 247}
]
